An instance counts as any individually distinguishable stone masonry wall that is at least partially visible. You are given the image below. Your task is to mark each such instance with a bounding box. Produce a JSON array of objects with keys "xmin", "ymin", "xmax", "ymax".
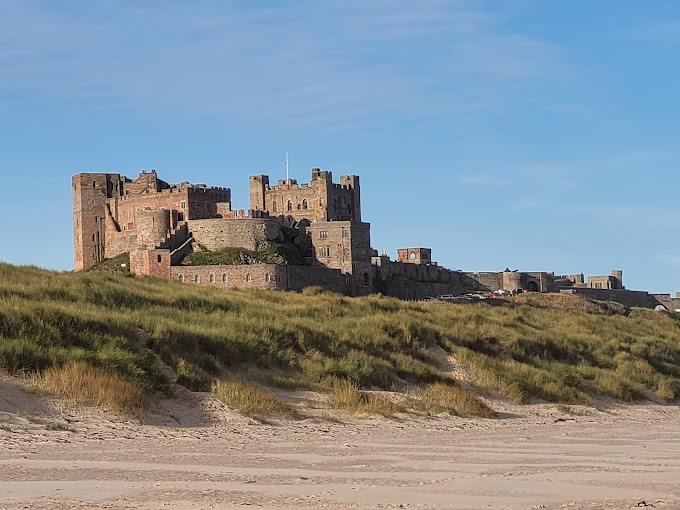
[
  {"xmin": 560, "ymin": 288, "xmax": 658, "ymax": 309},
  {"xmin": 130, "ymin": 249, "xmax": 171, "ymax": 278},
  {"xmin": 170, "ymin": 264, "xmax": 286, "ymax": 289},
  {"xmin": 107, "ymin": 231, "xmax": 139, "ymax": 259},
  {"xmin": 285, "ymin": 265, "xmax": 347, "ymax": 293},
  {"xmin": 187, "ymin": 218, "xmax": 283, "ymax": 252}
]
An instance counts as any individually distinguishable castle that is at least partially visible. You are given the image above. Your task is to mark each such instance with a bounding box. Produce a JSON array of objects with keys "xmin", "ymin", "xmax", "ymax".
[
  {"xmin": 72, "ymin": 169, "xmax": 372, "ymax": 295},
  {"xmin": 72, "ymin": 168, "xmax": 680, "ymax": 310}
]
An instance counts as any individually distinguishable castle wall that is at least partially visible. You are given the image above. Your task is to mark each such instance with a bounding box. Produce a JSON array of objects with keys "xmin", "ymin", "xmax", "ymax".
[
  {"xmin": 377, "ymin": 277, "xmax": 469, "ymax": 300},
  {"xmin": 560, "ymin": 288, "xmax": 658, "ymax": 309},
  {"xmin": 187, "ymin": 218, "xmax": 283, "ymax": 252},
  {"xmin": 651, "ymin": 294, "xmax": 680, "ymax": 311},
  {"xmin": 467, "ymin": 272, "xmax": 503, "ymax": 292},
  {"xmin": 170, "ymin": 264, "xmax": 286, "ymax": 289},
  {"xmin": 285, "ymin": 265, "xmax": 347, "ymax": 294},
  {"xmin": 169, "ymin": 264, "xmax": 346, "ymax": 294},
  {"xmin": 107, "ymin": 231, "xmax": 139, "ymax": 259}
]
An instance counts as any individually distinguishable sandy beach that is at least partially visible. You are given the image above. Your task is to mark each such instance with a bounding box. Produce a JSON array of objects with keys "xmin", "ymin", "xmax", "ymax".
[{"xmin": 1, "ymin": 377, "xmax": 680, "ymax": 510}]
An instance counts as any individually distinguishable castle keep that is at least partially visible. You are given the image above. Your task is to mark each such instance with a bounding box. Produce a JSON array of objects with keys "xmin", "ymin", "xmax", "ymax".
[
  {"xmin": 73, "ymin": 167, "xmax": 678, "ymax": 310},
  {"xmin": 73, "ymin": 168, "xmax": 372, "ymax": 295}
]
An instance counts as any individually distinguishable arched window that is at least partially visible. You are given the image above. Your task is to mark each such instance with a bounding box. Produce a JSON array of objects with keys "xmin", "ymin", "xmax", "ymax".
[
  {"xmin": 179, "ymin": 274, "xmax": 184, "ymax": 283},
  {"xmin": 272, "ymin": 201, "xmax": 277, "ymax": 212},
  {"xmin": 209, "ymin": 274, "xmax": 215, "ymax": 283},
  {"xmin": 363, "ymin": 273, "xmax": 370, "ymax": 286},
  {"xmin": 302, "ymin": 199, "xmax": 308, "ymax": 210},
  {"xmin": 287, "ymin": 200, "xmax": 292, "ymax": 211},
  {"xmin": 297, "ymin": 203, "xmax": 301, "ymax": 210},
  {"xmin": 194, "ymin": 274, "xmax": 200, "ymax": 284},
  {"xmin": 246, "ymin": 273, "xmax": 251, "ymax": 283},
  {"xmin": 92, "ymin": 181, "xmax": 96, "ymax": 188},
  {"xmin": 265, "ymin": 273, "xmax": 270, "ymax": 283},
  {"xmin": 222, "ymin": 273, "xmax": 227, "ymax": 283}
]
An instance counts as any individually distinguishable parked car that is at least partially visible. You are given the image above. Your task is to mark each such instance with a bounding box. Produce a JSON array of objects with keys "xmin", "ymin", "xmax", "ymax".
[{"xmin": 437, "ymin": 294, "xmax": 457, "ymax": 301}]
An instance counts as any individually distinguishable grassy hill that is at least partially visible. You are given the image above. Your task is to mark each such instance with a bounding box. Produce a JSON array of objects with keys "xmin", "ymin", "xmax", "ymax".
[{"xmin": 1, "ymin": 262, "xmax": 679, "ymax": 420}]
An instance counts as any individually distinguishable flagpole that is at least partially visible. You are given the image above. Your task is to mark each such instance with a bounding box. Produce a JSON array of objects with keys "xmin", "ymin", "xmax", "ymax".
[{"xmin": 285, "ymin": 152, "xmax": 289, "ymax": 180}]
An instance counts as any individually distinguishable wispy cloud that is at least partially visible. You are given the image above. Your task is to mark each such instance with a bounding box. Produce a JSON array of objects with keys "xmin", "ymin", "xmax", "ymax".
[
  {"xmin": 0, "ymin": 1, "xmax": 568, "ymax": 131},
  {"xmin": 459, "ymin": 174, "xmax": 511, "ymax": 187},
  {"xmin": 624, "ymin": 20, "xmax": 680, "ymax": 45}
]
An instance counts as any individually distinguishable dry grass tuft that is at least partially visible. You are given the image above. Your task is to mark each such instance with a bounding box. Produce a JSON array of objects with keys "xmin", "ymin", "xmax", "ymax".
[
  {"xmin": 211, "ymin": 379, "xmax": 299, "ymax": 421},
  {"xmin": 328, "ymin": 379, "xmax": 405, "ymax": 417},
  {"xmin": 410, "ymin": 381, "xmax": 495, "ymax": 418},
  {"xmin": 35, "ymin": 362, "xmax": 150, "ymax": 416}
]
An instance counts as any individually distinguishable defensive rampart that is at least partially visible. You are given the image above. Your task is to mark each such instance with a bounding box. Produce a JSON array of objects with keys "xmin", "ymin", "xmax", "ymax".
[{"xmin": 186, "ymin": 218, "xmax": 283, "ymax": 251}]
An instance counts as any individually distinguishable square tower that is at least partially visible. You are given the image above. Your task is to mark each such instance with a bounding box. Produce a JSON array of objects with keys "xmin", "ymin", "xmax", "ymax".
[{"xmin": 397, "ymin": 248, "xmax": 432, "ymax": 265}]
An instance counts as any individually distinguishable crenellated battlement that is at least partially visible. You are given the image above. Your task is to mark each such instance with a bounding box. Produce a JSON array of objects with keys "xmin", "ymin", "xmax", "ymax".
[{"xmin": 248, "ymin": 168, "xmax": 361, "ymax": 223}]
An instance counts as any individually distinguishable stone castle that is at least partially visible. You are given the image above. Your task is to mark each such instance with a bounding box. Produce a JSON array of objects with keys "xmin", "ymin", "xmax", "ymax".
[{"xmin": 72, "ymin": 168, "xmax": 680, "ymax": 310}]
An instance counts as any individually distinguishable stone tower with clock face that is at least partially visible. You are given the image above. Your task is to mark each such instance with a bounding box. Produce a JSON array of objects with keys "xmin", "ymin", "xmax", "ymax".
[{"xmin": 397, "ymin": 248, "xmax": 432, "ymax": 265}]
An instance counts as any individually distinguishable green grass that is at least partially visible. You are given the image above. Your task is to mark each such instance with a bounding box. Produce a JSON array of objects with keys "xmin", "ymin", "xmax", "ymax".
[
  {"xmin": 1, "ymin": 263, "xmax": 680, "ymax": 418},
  {"xmin": 83, "ymin": 253, "xmax": 131, "ymax": 276},
  {"xmin": 183, "ymin": 241, "xmax": 306, "ymax": 266}
]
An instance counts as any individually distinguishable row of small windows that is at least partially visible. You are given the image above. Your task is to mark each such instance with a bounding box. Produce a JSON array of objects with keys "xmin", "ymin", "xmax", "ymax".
[
  {"xmin": 272, "ymin": 199, "xmax": 309, "ymax": 213},
  {"xmin": 178, "ymin": 273, "xmax": 273, "ymax": 284}
]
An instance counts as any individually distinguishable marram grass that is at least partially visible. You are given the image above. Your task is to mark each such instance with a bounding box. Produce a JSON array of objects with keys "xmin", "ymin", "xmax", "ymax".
[
  {"xmin": 211, "ymin": 379, "xmax": 298, "ymax": 421},
  {"xmin": 2, "ymin": 262, "xmax": 680, "ymax": 419}
]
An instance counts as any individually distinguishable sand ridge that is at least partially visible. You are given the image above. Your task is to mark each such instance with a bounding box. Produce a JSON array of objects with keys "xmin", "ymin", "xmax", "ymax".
[{"xmin": 1, "ymin": 377, "xmax": 680, "ymax": 509}]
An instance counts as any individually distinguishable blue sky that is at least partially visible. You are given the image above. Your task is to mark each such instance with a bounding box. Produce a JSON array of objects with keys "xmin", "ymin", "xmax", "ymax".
[{"xmin": 1, "ymin": 0, "xmax": 679, "ymax": 293}]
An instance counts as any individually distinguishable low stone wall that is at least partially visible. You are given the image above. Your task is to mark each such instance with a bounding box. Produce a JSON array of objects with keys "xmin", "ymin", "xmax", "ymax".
[
  {"xmin": 169, "ymin": 263, "xmax": 346, "ymax": 293},
  {"xmin": 187, "ymin": 218, "xmax": 282, "ymax": 251},
  {"xmin": 286, "ymin": 265, "xmax": 346, "ymax": 294},
  {"xmin": 376, "ymin": 275, "xmax": 469, "ymax": 301},
  {"xmin": 650, "ymin": 294, "xmax": 680, "ymax": 311},
  {"xmin": 559, "ymin": 288, "xmax": 659, "ymax": 309},
  {"xmin": 170, "ymin": 264, "xmax": 286, "ymax": 289}
]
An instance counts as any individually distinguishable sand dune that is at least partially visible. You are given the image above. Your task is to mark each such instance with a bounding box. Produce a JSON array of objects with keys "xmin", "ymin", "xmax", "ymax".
[{"xmin": 1, "ymin": 377, "xmax": 679, "ymax": 509}]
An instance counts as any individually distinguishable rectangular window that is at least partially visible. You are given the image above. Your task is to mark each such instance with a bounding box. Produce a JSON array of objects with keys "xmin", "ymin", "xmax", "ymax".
[
  {"xmin": 342, "ymin": 229, "xmax": 348, "ymax": 238},
  {"xmin": 180, "ymin": 201, "xmax": 186, "ymax": 209},
  {"xmin": 319, "ymin": 231, "xmax": 328, "ymax": 239}
]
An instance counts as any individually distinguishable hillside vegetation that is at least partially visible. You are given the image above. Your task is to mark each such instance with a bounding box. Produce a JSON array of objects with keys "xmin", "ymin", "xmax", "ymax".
[
  {"xmin": 1, "ymin": 263, "xmax": 680, "ymax": 419},
  {"xmin": 183, "ymin": 242, "xmax": 306, "ymax": 266}
]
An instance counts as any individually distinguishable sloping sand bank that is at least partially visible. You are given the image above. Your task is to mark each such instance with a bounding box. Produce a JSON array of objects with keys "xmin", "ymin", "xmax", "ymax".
[{"xmin": 1, "ymin": 380, "xmax": 679, "ymax": 509}]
